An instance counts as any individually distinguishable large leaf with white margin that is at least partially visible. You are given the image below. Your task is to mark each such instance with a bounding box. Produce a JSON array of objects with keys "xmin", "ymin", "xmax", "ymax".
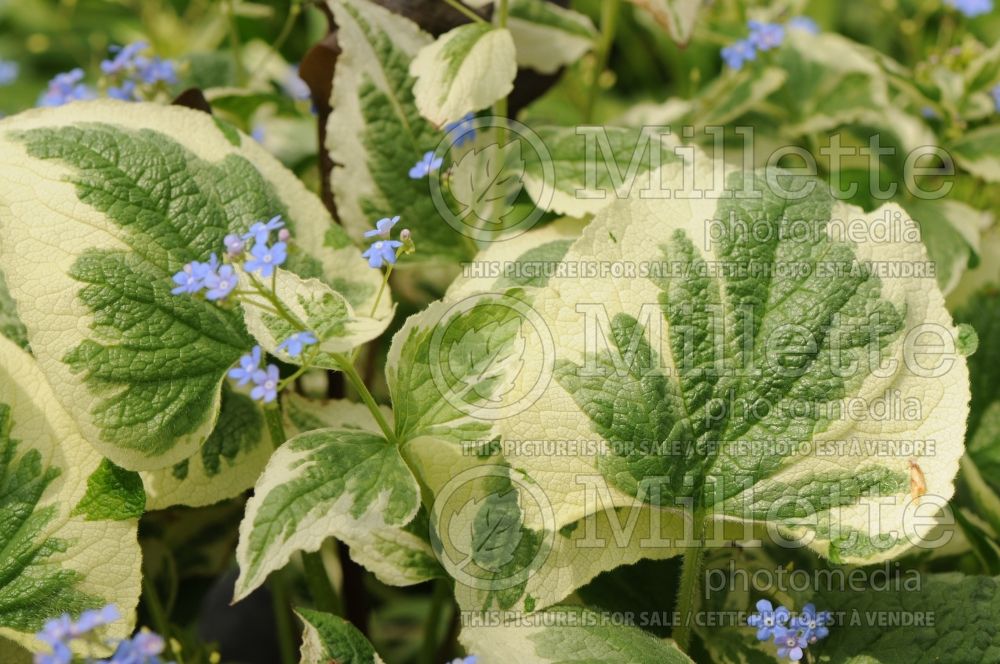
[
  {"xmin": 298, "ymin": 609, "xmax": 386, "ymax": 664},
  {"xmin": 0, "ymin": 101, "xmax": 383, "ymax": 472},
  {"xmin": 410, "ymin": 23, "xmax": 517, "ymax": 126},
  {"xmin": 460, "ymin": 605, "xmax": 695, "ymax": 663},
  {"xmin": 237, "ymin": 266, "xmax": 391, "ymax": 369},
  {"xmin": 234, "ymin": 427, "xmax": 421, "ymax": 601},
  {"xmin": 140, "ymin": 386, "xmax": 273, "ymax": 509},
  {"xmin": 388, "ymin": 162, "xmax": 969, "ymax": 613},
  {"xmin": 281, "ymin": 394, "xmax": 444, "ymax": 586},
  {"xmin": 507, "ymin": 0, "xmax": 596, "ymax": 75},
  {"xmin": 476, "ymin": 161, "xmax": 969, "ymax": 565},
  {"xmin": 627, "ymin": 0, "xmax": 702, "ymax": 45},
  {"xmin": 812, "ymin": 573, "xmax": 1000, "ymax": 662},
  {"xmin": 327, "ymin": 0, "xmax": 470, "ymax": 262},
  {"xmin": 0, "ymin": 336, "xmax": 141, "ymax": 654}
]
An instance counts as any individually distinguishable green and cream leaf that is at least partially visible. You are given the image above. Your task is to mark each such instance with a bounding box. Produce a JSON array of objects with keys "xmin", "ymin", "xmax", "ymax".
[
  {"xmin": 507, "ymin": 0, "xmax": 597, "ymax": 75},
  {"xmin": 298, "ymin": 609, "xmax": 386, "ymax": 664},
  {"xmin": 0, "ymin": 101, "xmax": 380, "ymax": 471},
  {"xmin": 0, "ymin": 337, "xmax": 141, "ymax": 653},
  {"xmin": 238, "ymin": 267, "xmax": 392, "ymax": 368},
  {"xmin": 234, "ymin": 428, "xmax": 421, "ymax": 601},
  {"xmin": 327, "ymin": 0, "xmax": 470, "ymax": 262},
  {"xmin": 410, "ymin": 23, "xmax": 517, "ymax": 126},
  {"xmin": 140, "ymin": 387, "xmax": 274, "ymax": 509}
]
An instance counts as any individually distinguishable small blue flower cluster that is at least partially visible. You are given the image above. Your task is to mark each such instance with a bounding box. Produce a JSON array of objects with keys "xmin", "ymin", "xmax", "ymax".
[
  {"xmin": 447, "ymin": 657, "xmax": 477, "ymax": 664},
  {"xmin": 34, "ymin": 604, "xmax": 170, "ymax": 664},
  {"xmin": 363, "ymin": 215, "xmax": 414, "ymax": 269},
  {"xmin": 171, "ymin": 215, "xmax": 287, "ymax": 300},
  {"xmin": 992, "ymin": 84, "xmax": 1000, "ymax": 113},
  {"xmin": 38, "ymin": 68, "xmax": 97, "ymax": 107},
  {"xmin": 37, "ymin": 42, "xmax": 178, "ymax": 107},
  {"xmin": 947, "ymin": 0, "xmax": 994, "ymax": 17},
  {"xmin": 407, "ymin": 113, "xmax": 478, "ymax": 180},
  {"xmin": 101, "ymin": 41, "xmax": 178, "ymax": 101},
  {"xmin": 747, "ymin": 600, "xmax": 830, "ymax": 661},
  {"xmin": 171, "ymin": 215, "xmax": 319, "ymax": 403},
  {"xmin": 230, "ymin": 346, "xmax": 284, "ymax": 403},
  {"xmin": 0, "ymin": 59, "xmax": 18, "ymax": 87},
  {"xmin": 721, "ymin": 17, "xmax": 818, "ymax": 70}
]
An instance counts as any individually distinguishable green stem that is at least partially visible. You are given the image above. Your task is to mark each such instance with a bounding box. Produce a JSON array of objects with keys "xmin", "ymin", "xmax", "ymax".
[
  {"xmin": 420, "ymin": 579, "xmax": 452, "ymax": 664},
  {"xmin": 672, "ymin": 511, "xmax": 705, "ymax": 653},
  {"xmin": 225, "ymin": 0, "xmax": 246, "ymax": 86},
  {"xmin": 142, "ymin": 577, "xmax": 176, "ymax": 659},
  {"xmin": 270, "ymin": 571, "xmax": 298, "ymax": 664},
  {"xmin": 583, "ymin": 0, "xmax": 620, "ymax": 123},
  {"xmin": 264, "ymin": 406, "xmax": 287, "ymax": 446},
  {"xmin": 303, "ymin": 549, "xmax": 344, "ymax": 616},
  {"xmin": 252, "ymin": 1, "xmax": 302, "ymax": 80},
  {"xmin": 334, "ymin": 353, "xmax": 396, "ymax": 444},
  {"xmin": 442, "ymin": 0, "xmax": 488, "ymax": 24},
  {"xmin": 369, "ymin": 264, "xmax": 393, "ymax": 319}
]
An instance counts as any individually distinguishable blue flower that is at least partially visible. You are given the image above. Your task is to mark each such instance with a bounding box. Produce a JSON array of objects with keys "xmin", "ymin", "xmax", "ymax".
[
  {"xmin": 947, "ymin": 0, "xmax": 993, "ymax": 17},
  {"xmin": 224, "ymin": 233, "xmax": 245, "ymax": 257},
  {"xmin": 229, "ymin": 346, "xmax": 262, "ymax": 386},
  {"xmin": 38, "ymin": 68, "xmax": 96, "ymax": 107},
  {"xmin": 284, "ymin": 64, "xmax": 311, "ymax": 101},
  {"xmin": 788, "ymin": 16, "xmax": 819, "ymax": 34},
  {"xmin": 204, "ymin": 264, "xmax": 237, "ymax": 301},
  {"xmin": 362, "ymin": 240, "xmax": 403, "ymax": 268},
  {"xmin": 136, "ymin": 56, "xmax": 178, "ymax": 85},
  {"xmin": 101, "ymin": 42, "xmax": 149, "ymax": 76},
  {"xmin": 108, "ymin": 79, "xmax": 138, "ymax": 101},
  {"xmin": 0, "ymin": 60, "xmax": 19, "ymax": 86},
  {"xmin": 105, "ymin": 629, "xmax": 166, "ymax": 663},
  {"xmin": 73, "ymin": 604, "xmax": 120, "ymax": 635},
  {"xmin": 449, "ymin": 657, "xmax": 477, "ymax": 664},
  {"xmin": 171, "ymin": 265, "xmax": 203, "ymax": 295},
  {"xmin": 364, "ymin": 215, "xmax": 401, "ymax": 238},
  {"xmin": 408, "ymin": 151, "xmax": 443, "ymax": 179},
  {"xmin": 34, "ymin": 642, "xmax": 71, "ymax": 664},
  {"xmin": 243, "ymin": 215, "xmax": 285, "ymax": 245},
  {"xmin": 37, "ymin": 615, "xmax": 73, "ymax": 647},
  {"xmin": 251, "ymin": 124, "xmax": 266, "ymax": 144},
  {"xmin": 278, "ymin": 331, "xmax": 318, "ymax": 358},
  {"xmin": 747, "ymin": 599, "xmax": 790, "ymax": 641},
  {"xmin": 721, "ymin": 39, "xmax": 757, "ymax": 70},
  {"xmin": 793, "ymin": 603, "xmax": 831, "ymax": 644},
  {"xmin": 251, "ymin": 364, "xmax": 281, "ymax": 403},
  {"xmin": 444, "ymin": 112, "xmax": 477, "ymax": 147},
  {"xmin": 773, "ymin": 625, "xmax": 808, "ymax": 661},
  {"xmin": 992, "ymin": 84, "xmax": 1000, "ymax": 113},
  {"xmin": 245, "ymin": 241, "xmax": 287, "ymax": 278},
  {"xmin": 748, "ymin": 20, "xmax": 785, "ymax": 51}
]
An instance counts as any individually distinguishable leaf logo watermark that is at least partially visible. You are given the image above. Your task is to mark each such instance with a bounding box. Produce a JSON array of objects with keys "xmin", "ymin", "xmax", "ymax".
[
  {"xmin": 430, "ymin": 464, "xmax": 556, "ymax": 592},
  {"xmin": 429, "ymin": 292, "xmax": 554, "ymax": 420},
  {"xmin": 429, "ymin": 116, "xmax": 553, "ymax": 242}
]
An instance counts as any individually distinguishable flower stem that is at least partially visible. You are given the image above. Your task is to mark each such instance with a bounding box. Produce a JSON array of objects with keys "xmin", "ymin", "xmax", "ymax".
[
  {"xmin": 252, "ymin": 0, "xmax": 302, "ymax": 80},
  {"xmin": 420, "ymin": 579, "xmax": 452, "ymax": 664},
  {"xmin": 584, "ymin": 0, "xmax": 620, "ymax": 123},
  {"xmin": 334, "ymin": 353, "xmax": 396, "ymax": 444},
  {"xmin": 302, "ymin": 549, "xmax": 343, "ymax": 616},
  {"xmin": 269, "ymin": 570, "xmax": 298, "ymax": 664},
  {"xmin": 673, "ymin": 510, "xmax": 705, "ymax": 653},
  {"xmin": 263, "ymin": 405, "xmax": 287, "ymax": 447},
  {"xmin": 442, "ymin": 0, "xmax": 488, "ymax": 24},
  {"xmin": 225, "ymin": 0, "xmax": 246, "ymax": 86}
]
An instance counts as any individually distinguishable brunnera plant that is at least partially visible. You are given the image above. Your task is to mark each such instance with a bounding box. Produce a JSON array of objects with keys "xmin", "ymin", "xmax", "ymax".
[{"xmin": 0, "ymin": 0, "xmax": 996, "ymax": 663}]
